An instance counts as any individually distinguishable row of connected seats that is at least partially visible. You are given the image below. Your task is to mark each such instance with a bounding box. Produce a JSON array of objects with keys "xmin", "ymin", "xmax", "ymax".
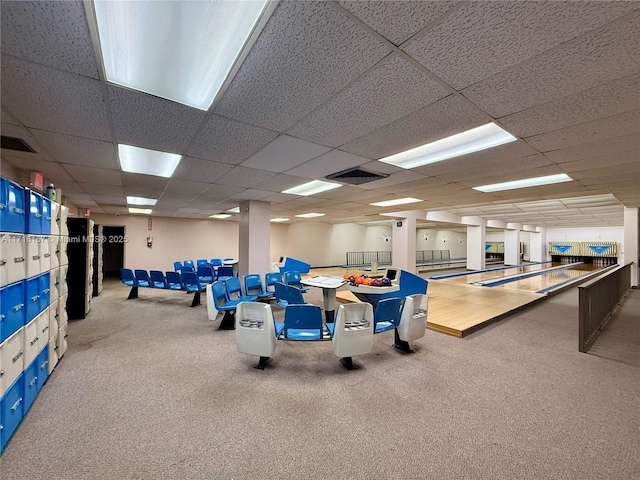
[
  {"xmin": 120, "ymin": 268, "xmax": 208, "ymax": 307},
  {"xmin": 174, "ymin": 258, "xmax": 234, "ymax": 272},
  {"xmin": 0, "ymin": 176, "xmax": 69, "ymax": 453},
  {"xmin": 235, "ymin": 293, "xmax": 428, "ymax": 370}
]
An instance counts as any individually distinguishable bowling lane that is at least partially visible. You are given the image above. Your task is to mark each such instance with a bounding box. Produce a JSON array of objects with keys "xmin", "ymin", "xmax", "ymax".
[
  {"xmin": 433, "ymin": 263, "xmax": 550, "ymax": 285},
  {"xmin": 490, "ymin": 263, "xmax": 604, "ymax": 293}
]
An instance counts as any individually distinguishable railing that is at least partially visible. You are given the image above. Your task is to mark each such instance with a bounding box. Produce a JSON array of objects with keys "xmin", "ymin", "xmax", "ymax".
[
  {"xmin": 578, "ymin": 262, "xmax": 632, "ymax": 353},
  {"xmin": 345, "ymin": 251, "xmax": 392, "ymax": 267},
  {"xmin": 416, "ymin": 250, "xmax": 450, "ymax": 263}
]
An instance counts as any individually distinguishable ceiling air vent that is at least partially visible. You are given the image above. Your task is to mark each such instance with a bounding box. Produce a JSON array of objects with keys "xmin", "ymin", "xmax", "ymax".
[
  {"xmin": 1, "ymin": 136, "xmax": 36, "ymax": 153},
  {"xmin": 325, "ymin": 167, "xmax": 388, "ymax": 185}
]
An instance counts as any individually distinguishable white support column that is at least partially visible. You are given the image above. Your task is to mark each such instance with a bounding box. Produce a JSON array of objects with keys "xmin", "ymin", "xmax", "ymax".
[
  {"xmin": 622, "ymin": 207, "xmax": 639, "ymax": 287},
  {"xmin": 504, "ymin": 223, "xmax": 522, "ymax": 266},
  {"xmin": 466, "ymin": 225, "xmax": 486, "ymax": 270},
  {"xmin": 391, "ymin": 215, "xmax": 417, "ymax": 274},
  {"xmin": 238, "ymin": 200, "xmax": 271, "ymax": 280},
  {"xmin": 529, "ymin": 227, "xmax": 546, "ymax": 263}
]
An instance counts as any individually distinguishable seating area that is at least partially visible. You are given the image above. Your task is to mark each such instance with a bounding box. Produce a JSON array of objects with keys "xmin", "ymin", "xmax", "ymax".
[{"xmin": 120, "ymin": 268, "xmax": 207, "ymax": 307}]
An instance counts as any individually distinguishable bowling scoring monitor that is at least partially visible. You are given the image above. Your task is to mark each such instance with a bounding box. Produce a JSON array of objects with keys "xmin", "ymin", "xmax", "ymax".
[{"xmin": 384, "ymin": 267, "xmax": 400, "ymax": 285}]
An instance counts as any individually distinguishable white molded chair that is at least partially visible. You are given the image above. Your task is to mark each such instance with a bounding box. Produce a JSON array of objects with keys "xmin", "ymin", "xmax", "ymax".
[
  {"xmin": 330, "ymin": 303, "xmax": 374, "ymax": 370},
  {"xmin": 235, "ymin": 302, "xmax": 279, "ymax": 369},
  {"xmin": 394, "ymin": 293, "xmax": 428, "ymax": 353}
]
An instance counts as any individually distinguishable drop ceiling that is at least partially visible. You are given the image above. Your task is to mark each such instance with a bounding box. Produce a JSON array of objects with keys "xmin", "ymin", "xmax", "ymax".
[{"xmin": 1, "ymin": 1, "xmax": 638, "ymax": 228}]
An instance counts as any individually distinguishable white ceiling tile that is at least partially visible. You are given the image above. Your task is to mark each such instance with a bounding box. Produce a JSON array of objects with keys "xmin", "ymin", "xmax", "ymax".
[
  {"xmin": 544, "ymin": 133, "xmax": 640, "ymax": 164},
  {"xmin": 227, "ymin": 190, "xmax": 273, "ymax": 202},
  {"xmin": 81, "ymin": 184, "xmax": 124, "ymax": 196},
  {"xmin": 1, "ymin": 1, "xmax": 100, "ymax": 78},
  {"xmin": 252, "ymin": 173, "xmax": 314, "ymax": 193},
  {"xmin": 213, "ymin": 0, "xmax": 390, "ymax": 130},
  {"xmin": 186, "ymin": 114, "xmax": 279, "ymax": 165},
  {"xmin": 436, "ymin": 155, "xmax": 554, "ymax": 183},
  {"xmin": 286, "ymin": 150, "xmax": 372, "ymax": 179},
  {"xmin": 215, "ymin": 166, "xmax": 277, "ymax": 188},
  {"xmin": 260, "ymin": 192, "xmax": 298, "ymax": 203},
  {"xmin": 337, "ymin": 0, "xmax": 458, "ymax": 45},
  {"xmin": 241, "ymin": 135, "xmax": 331, "ymax": 172},
  {"xmin": 2, "ymin": 156, "xmax": 72, "ymax": 182},
  {"xmin": 171, "ymin": 157, "xmax": 234, "ymax": 183},
  {"xmin": 1, "ymin": 109, "xmax": 19, "ymax": 125},
  {"xmin": 53, "ymin": 181, "xmax": 86, "ymax": 194},
  {"xmin": 287, "ymin": 54, "xmax": 451, "ymax": 147},
  {"xmin": 500, "ymin": 73, "xmax": 640, "ymax": 137},
  {"xmin": 122, "ymin": 186, "xmax": 165, "ymax": 199},
  {"xmin": 341, "ymin": 95, "xmax": 490, "ymax": 159},
  {"xmin": 100, "ymin": 206, "xmax": 128, "ymax": 214},
  {"xmin": 1, "ymin": 124, "xmax": 54, "ymax": 161},
  {"xmin": 90, "ymin": 195, "xmax": 126, "ymax": 205},
  {"xmin": 120, "ymin": 173, "xmax": 170, "ymax": 191},
  {"xmin": 196, "ymin": 184, "xmax": 246, "ymax": 201},
  {"xmin": 526, "ymin": 110, "xmax": 640, "ymax": 152},
  {"xmin": 462, "ymin": 12, "xmax": 640, "ymax": 117},
  {"xmin": 404, "ymin": 1, "xmax": 636, "ymax": 90},
  {"xmin": 108, "ymin": 86, "xmax": 207, "ymax": 154},
  {"xmin": 63, "ymin": 164, "xmax": 122, "ymax": 185},
  {"xmin": 1, "ymin": 56, "xmax": 110, "ymax": 140},
  {"xmin": 162, "ymin": 179, "xmax": 211, "ymax": 199},
  {"xmin": 30, "ymin": 129, "xmax": 119, "ymax": 169},
  {"xmin": 350, "ymin": 169, "xmax": 428, "ymax": 190},
  {"xmin": 559, "ymin": 150, "xmax": 640, "ymax": 174}
]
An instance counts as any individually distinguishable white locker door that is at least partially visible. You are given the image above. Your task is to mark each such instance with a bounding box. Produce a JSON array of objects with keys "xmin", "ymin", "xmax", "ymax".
[
  {"xmin": 59, "ymin": 265, "xmax": 68, "ymax": 296},
  {"xmin": 26, "ymin": 235, "xmax": 40, "ymax": 278},
  {"xmin": 50, "ymin": 236, "xmax": 60, "ymax": 269},
  {"xmin": 58, "ymin": 293, "xmax": 68, "ymax": 325},
  {"xmin": 48, "ymin": 335, "xmax": 59, "ymax": 375},
  {"xmin": 60, "ymin": 205, "xmax": 69, "ymax": 236},
  {"xmin": 58, "ymin": 322, "xmax": 68, "ymax": 358},
  {"xmin": 36, "ymin": 307, "xmax": 49, "ymax": 352},
  {"xmin": 50, "ymin": 202, "xmax": 60, "ymax": 235},
  {"xmin": 0, "ymin": 234, "xmax": 26, "ymax": 287},
  {"xmin": 0, "ymin": 328, "xmax": 24, "ymax": 396},
  {"xmin": 58, "ymin": 238, "xmax": 68, "ymax": 266},
  {"xmin": 23, "ymin": 317, "xmax": 40, "ymax": 367},
  {"xmin": 39, "ymin": 235, "xmax": 51, "ymax": 273},
  {"xmin": 49, "ymin": 298, "xmax": 59, "ymax": 340},
  {"xmin": 85, "ymin": 293, "xmax": 91, "ymax": 315},
  {"xmin": 50, "ymin": 267, "xmax": 60, "ymax": 300}
]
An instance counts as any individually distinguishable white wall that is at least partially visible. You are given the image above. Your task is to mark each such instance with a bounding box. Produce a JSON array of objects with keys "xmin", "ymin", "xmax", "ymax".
[
  {"xmin": 416, "ymin": 229, "xmax": 467, "ymax": 258},
  {"xmin": 546, "ymin": 227, "xmax": 623, "ymax": 245}
]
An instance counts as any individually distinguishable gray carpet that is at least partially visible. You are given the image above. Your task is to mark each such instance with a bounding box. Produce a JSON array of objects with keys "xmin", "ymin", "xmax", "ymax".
[{"xmin": 1, "ymin": 280, "xmax": 638, "ymax": 479}]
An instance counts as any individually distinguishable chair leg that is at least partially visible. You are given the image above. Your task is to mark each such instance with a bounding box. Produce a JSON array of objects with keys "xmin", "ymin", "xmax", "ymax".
[
  {"xmin": 392, "ymin": 329, "xmax": 413, "ymax": 353},
  {"xmin": 127, "ymin": 286, "xmax": 138, "ymax": 299},
  {"xmin": 255, "ymin": 356, "xmax": 271, "ymax": 369},
  {"xmin": 218, "ymin": 311, "xmax": 236, "ymax": 330},
  {"xmin": 339, "ymin": 357, "xmax": 357, "ymax": 370},
  {"xmin": 190, "ymin": 290, "xmax": 201, "ymax": 307}
]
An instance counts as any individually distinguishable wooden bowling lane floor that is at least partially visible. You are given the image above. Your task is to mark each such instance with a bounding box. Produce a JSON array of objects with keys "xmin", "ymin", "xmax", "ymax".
[{"xmin": 433, "ymin": 263, "xmax": 547, "ymax": 285}]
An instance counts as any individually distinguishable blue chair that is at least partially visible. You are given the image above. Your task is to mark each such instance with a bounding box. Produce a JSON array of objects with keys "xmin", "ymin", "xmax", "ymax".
[
  {"xmin": 149, "ymin": 270, "xmax": 168, "ymax": 288},
  {"xmin": 207, "ymin": 281, "xmax": 241, "ymax": 329},
  {"xmin": 373, "ymin": 297, "xmax": 404, "ymax": 334},
  {"xmin": 134, "ymin": 269, "xmax": 153, "ymax": 288},
  {"xmin": 165, "ymin": 271, "xmax": 184, "ymax": 290},
  {"xmin": 265, "ymin": 272, "xmax": 283, "ymax": 295},
  {"xmin": 225, "ymin": 276, "xmax": 258, "ymax": 302},
  {"xmin": 181, "ymin": 271, "xmax": 206, "ymax": 307},
  {"xmin": 197, "ymin": 265, "xmax": 214, "ymax": 283},
  {"xmin": 286, "ymin": 285, "xmax": 307, "ymax": 305},
  {"xmin": 180, "ymin": 265, "xmax": 195, "ymax": 273},
  {"xmin": 244, "ymin": 274, "xmax": 273, "ymax": 300},
  {"xmin": 196, "ymin": 259, "xmax": 209, "ymax": 268},
  {"xmin": 183, "ymin": 260, "xmax": 195, "ymax": 269},
  {"xmin": 173, "ymin": 261, "xmax": 183, "ymax": 272},
  {"xmin": 282, "ymin": 304, "xmax": 323, "ymax": 341},
  {"xmin": 120, "ymin": 268, "xmax": 137, "ymax": 287},
  {"xmin": 273, "ymin": 282, "xmax": 290, "ymax": 308},
  {"xmin": 284, "ymin": 270, "xmax": 308, "ymax": 293},
  {"xmin": 216, "ymin": 266, "xmax": 234, "ymax": 281},
  {"xmin": 210, "ymin": 258, "xmax": 222, "ymax": 270}
]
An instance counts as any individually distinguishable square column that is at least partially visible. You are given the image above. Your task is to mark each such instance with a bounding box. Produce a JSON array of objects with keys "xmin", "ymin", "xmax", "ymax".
[
  {"xmin": 504, "ymin": 224, "xmax": 521, "ymax": 266},
  {"xmin": 529, "ymin": 227, "xmax": 547, "ymax": 262},
  {"xmin": 392, "ymin": 214, "xmax": 417, "ymax": 273},
  {"xmin": 238, "ymin": 200, "xmax": 271, "ymax": 280},
  {"xmin": 466, "ymin": 225, "xmax": 486, "ymax": 270},
  {"xmin": 622, "ymin": 207, "xmax": 639, "ymax": 287}
]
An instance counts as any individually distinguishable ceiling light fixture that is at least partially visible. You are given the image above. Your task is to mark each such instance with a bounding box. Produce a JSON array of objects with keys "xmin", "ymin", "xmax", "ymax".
[
  {"xmin": 209, "ymin": 213, "xmax": 231, "ymax": 219},
  {"xmin": 91, "ymin": 0, "xmax": 271, "ymax": 110},
  {"xmin": 270, "ymin": 218, "xmax": 289, "ymax": 222},
  {"xmin": 128, "ymin": 207, "xmax": 152, "ymax": 215},
  {"xmin": 118, "ymin": 144, "xmax": 181, "ymax": 178},
  {"xmin": 295, "ymin": 213, "xmax": 325, "ymax": 218},
  {"xmin": 379, "ymin": 123, "xmax": 517, "ymax": 169},
  {"xmin": 282, "ymin": 180, "xmax": 341, "ymax": 196},
  {"xmin": 370, "ymin": 197, "xmax": 422, "ymax": 207},
  {"xmin": 227, "ymin": 207, "xmax": 240, "ymax": 213},
  {"xmin": 126, "ymin": 196, "xmax": 157, "ymax": 206},
  {"xmin": 473, "ymin": 174, "xmax": 573, "ymax": 192}
]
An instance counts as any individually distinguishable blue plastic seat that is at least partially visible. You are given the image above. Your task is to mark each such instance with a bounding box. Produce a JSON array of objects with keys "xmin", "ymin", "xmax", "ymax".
[
  {"xmin": 149, "ymin": 270, "xmax": 168, "ymax": 288},
  {"xmin": 182, "ymin": 271, "xmax": 206, "ymax": 307},
  {"xmin": 225, "ymin": 276, "xmax": 259, "ymax": 302},
  {"xmin": 196, "ymin": 259, "xmax": 209, "ymax": 268},
  {"xmin": 180, "ymin": 265, "xmax": 195, "ymax": 273},
  {"xmin": 183, "ymin": 260, "xmax": 195, "ymax": 269},
  {"xmin": 197, "ymin": 265, "xmax": 214, "ymax": 283},
  {"xmin": 286, "ymin": 285, "xmax": 307, "ymax": 305},
  {"xmin": 273, "ymin": 282, "xmax": 290, "ymax": 308},
  {"xmin": 120, "ymin": 268, "xmax": 137, "ymax": 287},
  {"xmin": 265, "ymin": 272, "xmax": 283, "ymax": 295},
  {"xmin": 373, "ymin": 297, "xmax": 404, "ymax": 334},
  {"xmin": 210, "ymin": 258, "xmax": 222, "ymax": 269},
  {"xmin": 216, "ymin": 266, "xmax": 234, "ymax": 281},
  {"xmin": 165, "ymin": 271, "xmax": 184, "ymax": 290},
  {"xmin": 207, "ymin": 280, "xmax": 241, "ymax": 329},
  {"xmin": 244, "ymin": 274, "xmax": 273, "ymax": 299},
  {"xmin": 282, "ymin": 304, "xmax": 323, "ymax": 341},
  {"xmin": 284, "ymin": 270, "xmax": 309, "ymax": 292},
  {"xmin": 134, "ymin": 269, "xmax": 153, "ymax": 288},
  {"xmin": 173, "ymin": 261, "xmax": 183, "ymax": 272}
]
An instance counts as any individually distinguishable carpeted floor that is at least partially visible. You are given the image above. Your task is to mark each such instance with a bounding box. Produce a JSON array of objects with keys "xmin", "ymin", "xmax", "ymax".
[{"xmin": 1, "ymin": 280, "xmax": 638, "ymax": 479}]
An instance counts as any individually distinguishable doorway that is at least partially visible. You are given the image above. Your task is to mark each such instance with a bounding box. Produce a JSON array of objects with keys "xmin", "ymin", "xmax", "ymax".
[{"xmin": 102, "ymin": 226, "xmax": 125, "ymax": 278}]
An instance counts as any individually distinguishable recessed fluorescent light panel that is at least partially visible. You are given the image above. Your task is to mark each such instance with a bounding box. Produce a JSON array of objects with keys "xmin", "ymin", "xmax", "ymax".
[
  {"xmin": 92, "ymin": 1, "xmax": 270, "ymax": 110},
  {"xmin": 227, "ymin": 207, "xmax": 240, "ymax": 213},
  {"xmin": 282, "ymin": 180, "xmax": 342, "ymax": 196},
  {"xmin": 370, "ymin": 197, "xmax": 422, "ymax": 207},
  {"xmin": 128, "ymin": 208, "xmax": 152, "ymax": 215},
  {"xmin": 118, "ymin": 144, "xmax": 181, "ymax": 178},
  {"xmin": 126, "ymin": 196, "xmax": 157, "ymax": 206},
  {"xmin": 473, "ymin": 174, "xmax": 573, "ymax": 193},
  {"xmin": 209, "ymin": 214, "xmax": 231, "ymax": 219},
  {"xmin": 270, "ymin": 218, "xmax": 289, "ymax": 222},
  {"xmin": 380, "ymin": 123, "xmax": 517, "ymax": 169},
  {"xmin": 295, "ymin": 213, "xmax": 325, "ymax": 218}
]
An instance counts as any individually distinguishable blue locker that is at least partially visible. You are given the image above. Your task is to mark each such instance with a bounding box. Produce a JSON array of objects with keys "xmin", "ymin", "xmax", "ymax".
[
  {"xmin": 0, "ymin": 281, "xmax": 26, "ymax": 343},
  {"xmin": 41, "ymin": 197, "xmax": 51, "ymax": 235},
  {"xmin": 1, "ymin": 374, "xmax": 24, "ymax": 453},
  {"xmin": 38, "ymin": 272, "xmax": 50, "ymax": 312},
  {"xmin": 0, "ymin": 177, "xmax": 6, "ymax": 230},
  {"xmin": 25, "ymin": 190, "xmax": 43, "ymax": 235},
  {"xmin": 25, "ymin": 276, "xmax": 41, "ymax": 323},
  {"xmin": 36, "ymin": 346, "xmax": 49, "ymax": 391},
  {"xmin": 23, "ymin": 360, "xmax": 39, "ymax": 413},
  {"xmin": 2, "ymin": 180, "xmax": 26, "ymax": 234}
]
